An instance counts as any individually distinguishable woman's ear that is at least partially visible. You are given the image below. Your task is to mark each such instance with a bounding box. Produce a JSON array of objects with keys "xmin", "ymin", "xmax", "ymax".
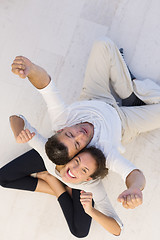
[{"xmin": 86, "ymin": 176, "xmax": 92, "ymax": 181}]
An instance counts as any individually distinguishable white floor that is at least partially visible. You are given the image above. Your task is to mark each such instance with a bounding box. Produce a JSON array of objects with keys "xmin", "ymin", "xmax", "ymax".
[{"xmin": 0, "ymin": 0, "xmax": 160, "ymax": 239}]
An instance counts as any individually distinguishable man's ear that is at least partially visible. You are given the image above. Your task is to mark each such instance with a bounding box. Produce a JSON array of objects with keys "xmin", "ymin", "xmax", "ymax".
[{"xmin": 57, "ymin": 129, "xmax": 63, "ymax": 133}]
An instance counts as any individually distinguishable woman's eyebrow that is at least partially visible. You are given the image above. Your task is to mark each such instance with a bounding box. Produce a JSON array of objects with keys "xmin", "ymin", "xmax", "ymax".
[{"xmin": 78, "ymin": 156, "xmax": 89, "ymax": 171}]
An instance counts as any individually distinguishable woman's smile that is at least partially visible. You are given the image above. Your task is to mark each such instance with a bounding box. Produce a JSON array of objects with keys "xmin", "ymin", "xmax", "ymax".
[
  {"xmin": 59, "ymin": 152, "xmax": 97, "ymax": 184},
  {"xmin": 67, "ymin": 169, "xmax": 76, "ymax": 178}
]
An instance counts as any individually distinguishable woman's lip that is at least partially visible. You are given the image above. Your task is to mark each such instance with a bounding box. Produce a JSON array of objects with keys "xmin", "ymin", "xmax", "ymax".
[{"xmin": 67, "ymin": 169, "xmax": 76, "ymax": 178}]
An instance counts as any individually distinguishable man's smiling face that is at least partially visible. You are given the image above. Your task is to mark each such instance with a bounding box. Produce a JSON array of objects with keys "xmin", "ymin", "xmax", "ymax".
[
  {"xmin": 56, "ymin": 122, "xmax": 94, "ymax": 158},
  {"xmin": 60, "ymin": 151, "xmax": 97, "ymax": 184}
]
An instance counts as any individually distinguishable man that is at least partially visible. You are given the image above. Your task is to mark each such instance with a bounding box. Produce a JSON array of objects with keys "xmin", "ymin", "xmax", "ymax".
[{"xmin": 12, "ymin": 37, "xmax": 160, "ymax": 210}]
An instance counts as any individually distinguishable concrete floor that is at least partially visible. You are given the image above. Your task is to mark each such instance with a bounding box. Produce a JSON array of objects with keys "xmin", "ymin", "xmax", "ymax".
[{"xmin": 0, "ymin": 0, "xmax": 160, "ymax": 239}]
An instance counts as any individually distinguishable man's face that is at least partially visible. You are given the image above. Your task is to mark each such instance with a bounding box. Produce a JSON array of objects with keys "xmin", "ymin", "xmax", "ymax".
[
  {"xmin": 56, "ymin": 122, "xmax": 94, "ymax": 158},
  {"xmin": 60, "ymin": 151, "xmax": 96, "ymax": 184}
]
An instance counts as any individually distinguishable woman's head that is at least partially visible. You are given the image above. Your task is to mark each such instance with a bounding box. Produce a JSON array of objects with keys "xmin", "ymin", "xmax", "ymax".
[{"xmin": 60, "ymin": 146, "xmax": 108, "ymax": 184}]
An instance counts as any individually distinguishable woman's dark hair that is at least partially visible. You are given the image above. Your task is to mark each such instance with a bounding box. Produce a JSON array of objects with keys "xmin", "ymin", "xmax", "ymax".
[
  {"xmin": 45, "ymin": 134, "xmax": 70, "ymax": 165},
  {"xmin": 80, "ymin": 146, "xmax": 108, "ymax": 179}
]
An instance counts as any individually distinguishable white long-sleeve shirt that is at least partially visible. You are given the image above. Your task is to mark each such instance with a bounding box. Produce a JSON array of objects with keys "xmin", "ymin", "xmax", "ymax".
[
  {"xmin": 21, "ymin": 115, "xmax": 124, "ymax": 230},
  {"xmin": 38, "ymin": 80, "xmax": 137, "ymax": 181},
  {"xmin": 18, "ymin": 80, "xmax": 139, "ymax": 230}
]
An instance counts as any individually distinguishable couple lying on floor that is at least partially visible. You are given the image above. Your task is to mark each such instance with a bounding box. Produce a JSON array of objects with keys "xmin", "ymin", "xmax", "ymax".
[{"xmin": 9, "ymin": 37, "xmax": 160, "ymax": 237}]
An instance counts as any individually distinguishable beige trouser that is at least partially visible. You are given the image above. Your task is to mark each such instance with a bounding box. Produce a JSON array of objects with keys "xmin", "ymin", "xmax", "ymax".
[{"xmin": 79, "ymin": 37, "xmax": 160, "ymax": 143}]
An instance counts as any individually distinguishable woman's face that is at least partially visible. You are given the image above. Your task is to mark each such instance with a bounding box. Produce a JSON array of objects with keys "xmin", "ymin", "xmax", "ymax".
[{"xmin": 60, "ymin": 152, "xmax": 97, "ymax": 184}]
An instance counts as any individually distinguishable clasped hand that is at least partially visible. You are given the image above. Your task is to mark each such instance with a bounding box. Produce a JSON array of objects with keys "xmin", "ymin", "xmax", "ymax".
[
  {"xmin": 117, "ymin": 187, "xmax": 143, "ymax": 209},
  {"xmin": 16, "ymin": 129, "xmax": 35, "ymax": 143},
  {"xmin": 11, "ymin": 56, "xmax": 32, "ymax": 79},
  {"xmin": 80, "ymin": 191, "xmax": 93, "ymax": 214}
]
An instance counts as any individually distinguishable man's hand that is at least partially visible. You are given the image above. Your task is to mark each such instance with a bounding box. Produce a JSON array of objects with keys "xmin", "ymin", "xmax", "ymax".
[
  {"xmin": 16, "ymin": 129, "xmax": 35, "ymax": 143},
  {"xmin": 11, "ymin": 56, "xmax": 50, "ymax": 89},
  {"xmin": 117, "ymin": 187, "xmax": 143, "ymax": 209},
  {"xmin": 80, "ymin": 191, "xmax": 94, "ymax": 215},
  {"xmin": 11, "ymin": 56, "xmax": 32, "ymax": 79}
]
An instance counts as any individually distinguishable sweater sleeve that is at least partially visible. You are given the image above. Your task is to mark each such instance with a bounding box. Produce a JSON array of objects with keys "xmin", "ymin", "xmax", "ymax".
[
  {"xmin": 38, "ymin": 80, "xmax": 68, "ymax": 129},
  {"xmin": 19, "ymin": 115, "xmax": 56, "ymax": 175},
  {"xmin": 82, "ymin": 180, "xmax": 123, "ymax": 231},
  {"xmin": 107, "ymin": 149, "xmax": 138, "ymax": 182}
]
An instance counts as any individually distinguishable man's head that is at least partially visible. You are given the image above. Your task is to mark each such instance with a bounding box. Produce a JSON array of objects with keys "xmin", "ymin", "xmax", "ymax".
[
  {"xmin": 60, "ymin": 146, "xmax": 108, "ymax": 184},
  {"xmin": 45, "ymin": 122, "xmax": 94, "ymax": 165}
]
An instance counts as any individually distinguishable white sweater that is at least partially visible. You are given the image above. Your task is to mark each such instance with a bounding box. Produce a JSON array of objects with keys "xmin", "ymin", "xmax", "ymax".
[
  {"xmin": 18, "ymin": 80, "xmax": 139, "ymax": 230},
  {"xmin": 21, "ymin": 115, "xmax": 124, "ymax": 230},
  {"xmin": 38, "ymin": 80, "xmax": 137, "ymax": 181}
]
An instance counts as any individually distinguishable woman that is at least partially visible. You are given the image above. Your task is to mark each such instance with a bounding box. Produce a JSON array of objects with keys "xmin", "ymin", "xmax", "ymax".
[{"xmin": 0, "ymin": 115, "xmax": 123, "ymax": 237}]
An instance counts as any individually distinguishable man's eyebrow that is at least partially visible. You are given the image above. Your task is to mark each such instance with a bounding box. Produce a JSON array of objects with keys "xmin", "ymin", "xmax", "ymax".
[
  {"xmin": 65, "ymin": 132, "xmax": 70, "ymax": 137},
  {"xmin": 78, "ymin": 156, "xmax": 89, "ymax": 171},
  {"xmin": 75, "ymin": 142, "xmax": 78, "ymax": 150},
  {"xmin": 65, "ymin": 132, "xmax": 78, "ymax": 150}
]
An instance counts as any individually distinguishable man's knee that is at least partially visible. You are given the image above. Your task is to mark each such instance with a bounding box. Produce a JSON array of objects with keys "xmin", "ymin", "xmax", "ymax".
[
  {"xmin": 93, "ymin": 36, "xmax": 114, "ymax": 48},
  {"xmin": 92, "ymin": 36, "xmax": 115, "ymax": 57}
]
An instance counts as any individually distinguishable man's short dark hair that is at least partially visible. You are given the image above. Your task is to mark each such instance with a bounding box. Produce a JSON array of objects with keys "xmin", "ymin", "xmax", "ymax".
[
  {"xmin": 80, "ymin": 146, "xmax": 108, "ymax": 179},
  {"xmin": 45, "ymin": 134, "xmax": 70, "ymax": 165}
]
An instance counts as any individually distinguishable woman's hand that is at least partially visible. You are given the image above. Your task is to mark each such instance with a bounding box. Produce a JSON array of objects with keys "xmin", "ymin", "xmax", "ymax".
[
  {"xmin": 80, "ymin": 191, "xmax": 94, "ymax": 215},
  {"xmin": 9, "ymin": 115, "xmax": 35, "ymax": 143},
  {"xmin": 16, "ymin": 129, "xmax": 35, "ymax": 143},
  {"xmin": 81, "ymin": 191, "xmax": 121, "ymax": 236}
]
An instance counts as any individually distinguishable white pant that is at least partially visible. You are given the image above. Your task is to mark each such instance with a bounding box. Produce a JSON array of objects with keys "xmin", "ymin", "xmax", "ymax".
[{"xmin": 79, "ymin": 37, "xmax": 160, "ymax": 143}]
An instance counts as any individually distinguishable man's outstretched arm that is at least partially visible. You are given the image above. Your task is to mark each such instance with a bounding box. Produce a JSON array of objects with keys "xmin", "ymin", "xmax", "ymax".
[
  {"xmin": 117, "ymin": 169, "xmax": 146, "ymax": 209},
  {"xmin": 11, "ymin": 56, "xmax": 51, "ymax": 89}
]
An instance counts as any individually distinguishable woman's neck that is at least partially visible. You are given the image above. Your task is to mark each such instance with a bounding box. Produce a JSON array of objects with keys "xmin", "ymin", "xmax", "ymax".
[{"xmin": 56, "ymin": 164, "xmax": 65, "ymax": 173}]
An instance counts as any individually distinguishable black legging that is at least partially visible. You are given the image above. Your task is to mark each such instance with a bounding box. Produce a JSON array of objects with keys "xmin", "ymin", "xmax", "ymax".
[
  {"xmin": 0, "ymin": 149, "xmax": 92, "ymax": 238},
  {"xmin": 58, "ymin": 190, "xmax": 93, "ymax": 238}
]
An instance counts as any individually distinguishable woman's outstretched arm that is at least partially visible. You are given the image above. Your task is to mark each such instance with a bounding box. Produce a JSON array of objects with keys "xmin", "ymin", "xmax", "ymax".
[
  {"xmin": 9, "ymin": 115, "xmax": 35, "ymax": 143},
  {"xmin": 80, "ymin": 191, "xmax": 121, "ymax": 236}
]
